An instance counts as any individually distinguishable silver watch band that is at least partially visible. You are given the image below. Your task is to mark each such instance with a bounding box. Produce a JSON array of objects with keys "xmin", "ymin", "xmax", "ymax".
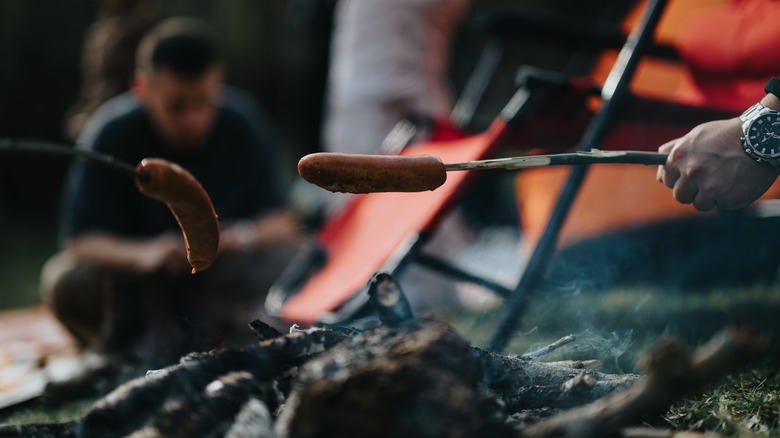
[{"xmin": 740, "ymin": 102, "xmax": 765, "ymax": 122}]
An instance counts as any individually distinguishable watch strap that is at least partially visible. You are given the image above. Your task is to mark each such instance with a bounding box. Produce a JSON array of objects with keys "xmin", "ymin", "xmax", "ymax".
[{"xmin": 740, "ymin": 102, "xmax": 765, "ymax": 123}]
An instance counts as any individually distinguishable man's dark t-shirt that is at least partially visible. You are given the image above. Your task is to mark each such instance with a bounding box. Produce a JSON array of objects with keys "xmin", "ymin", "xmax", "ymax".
[{"xmin": 60, "ymin": 88, "xmax": 286, "ymax": 242}]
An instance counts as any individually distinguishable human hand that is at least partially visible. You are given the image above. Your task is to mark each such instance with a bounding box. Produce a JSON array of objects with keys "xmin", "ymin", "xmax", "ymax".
[
  {"xmin": 219, "ymin": 211, "xmax": 300, "ymax": 255},
  {"xmin": 656, "ymin": 118, "xmax": 780, "ymax": 211},
  {"xmin": 254, "ymin": 210, "xmax": 300, "ymax": 244},
  {"xmin": 134, "ymin": 233, "xmax": 189, "ymax": 274}
]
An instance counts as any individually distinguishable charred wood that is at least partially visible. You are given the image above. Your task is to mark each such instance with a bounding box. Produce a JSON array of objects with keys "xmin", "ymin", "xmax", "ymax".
[
  {"xmin": 79, "ymin": 327, "xmax": 349, "ymax": 437},
  {"xmin": 248, "ymin": 320, "xmax": 283, "ymax": 342},
  {"xmin": 0, "ymin": 421, "xmax": 75, "ymax": 438},
  {"xmin": 2, "ymin": 310, "xmax": 770, "ymax": 438},
  {"xmin": 523, "ymin": 325, "xmax": 770, "ymax": 438},
  {"xmin": 275, "ymin": 318, "xmax": 513, "ymax": 438},
  {"xmin": 225, "ymin": 398, "xmax": 276, "ymax": 438},
  {"xmin": 367, "ymin": 272, "xmax": 415, "ymax": 326},
  {"xmin": 129, "ymin": 372, "xmax": 277, "ymax": 438},
  {"xmin": 474, "ymin": 347, "xmax": 640, "ymax": 410},
  {"xmin": 520, "ymin": 335, "xmax": 577, "ymax": 361}
]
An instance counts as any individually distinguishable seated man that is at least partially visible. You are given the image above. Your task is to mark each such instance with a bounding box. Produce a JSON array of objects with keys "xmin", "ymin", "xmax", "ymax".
[{"xmin": 40, "ymin": 17, "xmax": 301, "ymax": 383}]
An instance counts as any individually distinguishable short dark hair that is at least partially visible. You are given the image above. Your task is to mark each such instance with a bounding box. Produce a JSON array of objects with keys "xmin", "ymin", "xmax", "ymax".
[{"xmin": 136, "ymin": 17, "xmax": 222, "ymax": 79}]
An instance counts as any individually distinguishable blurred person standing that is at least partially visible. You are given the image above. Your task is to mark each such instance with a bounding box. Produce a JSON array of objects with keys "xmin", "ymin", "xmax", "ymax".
[
  {"xmin": 312, "ymin": 0, "xmax": 476, "ymax": 314},
  {"xmin": 323, "ymin": 0, "xmax": 468, "ymax": 155},
  {"xmin": 40, "ymin": 17, "xmax": 302, "ymax": 396}
]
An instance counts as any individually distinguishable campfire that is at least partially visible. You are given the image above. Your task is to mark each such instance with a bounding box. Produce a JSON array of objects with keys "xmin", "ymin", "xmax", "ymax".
[{"xmin": 0, "ymin": 273, "xmax": 770, "ymax": 438}]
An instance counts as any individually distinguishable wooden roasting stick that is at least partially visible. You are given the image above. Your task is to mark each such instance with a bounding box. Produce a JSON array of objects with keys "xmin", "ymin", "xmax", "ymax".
[
  {"xmin": 1, "ymin": 139, "xmax": 219, "ymax": 273},
  {"xmin": 298, "ymin": 150, "xmax": 669, "ymax": 194}
]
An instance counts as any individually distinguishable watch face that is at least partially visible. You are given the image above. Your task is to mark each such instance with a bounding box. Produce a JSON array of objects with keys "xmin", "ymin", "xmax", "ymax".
[{"xmin": 746, "ymin": 111, "xmax": 780, "ymax": 157}]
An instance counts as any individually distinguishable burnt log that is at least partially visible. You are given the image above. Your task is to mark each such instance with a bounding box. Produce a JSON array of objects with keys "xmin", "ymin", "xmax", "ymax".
[
  {"xmin": 367, "ymin": 272, "xmax": 415, "ymax": 326},
  {"xmin": 523, "ymin": 325, "xmax": 770, "ymax": 438},
  {"xmin": 275, "ymin": 317, "xmax": 513, "ymax": 438},
  {"xmin": 224, "ymin": 398, "xmax": 277, "ymax": 438},
  {"xmin": 475, "ymin": 347, "xmax": 640, "ymax": 411},
  {"xmin": 248, "ymin": 319, "xmax": 284, "ymax": 342},
  {"xmin": 274, "ymin": 317, "xmax": 639, "ymax": 438},
  {"xmin": 129, "ymin": 372, "xmax": 277, "ymax": 438},
  {"xmin": 79, "ymin": 326, "xmax": 350, "ymax": 437}
]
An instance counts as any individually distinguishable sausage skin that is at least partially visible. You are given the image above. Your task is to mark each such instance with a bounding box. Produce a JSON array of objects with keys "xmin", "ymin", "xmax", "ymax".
[
  {"xmin": 135, "ymin": 158, "xmax": 219, "ymax": 273},
  {"xmin": 297, "ymin": 153, "xmax": 447, "ymax": 194}
]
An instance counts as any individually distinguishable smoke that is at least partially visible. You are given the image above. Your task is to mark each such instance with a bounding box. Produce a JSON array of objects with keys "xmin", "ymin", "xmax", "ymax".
[{"xmin": 570, "ymin": 328, "xmax": 634, "ymax": 373}]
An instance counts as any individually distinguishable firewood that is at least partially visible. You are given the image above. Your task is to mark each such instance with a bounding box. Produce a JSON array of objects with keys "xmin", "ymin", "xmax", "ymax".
[
  {"xmin": 367, "ymin": 272, "xmax": 414, "ymax": 326},
  {"xmin": 522, "ymin": 325, "xmax": 770, "ymax": 438},
  {"xmin": 248, "ymin": 319, "xmax": 283, "ymax": 341},
  {"xmin": 3, "ymin": 276, "xmax": 770, "ymax": 438},
  {"xmin": 474, "ymin": 347, "xmax": 640, "ymax": 411},
  {"xmin": 520, "ymin": 334, "xmax": 577, "ymax": 361},
  {"xmin": 274, "ymin": 318, "xmax": 639, "ymax": 438},
  {"xmin": 275, "ymin": 318, "xmax": 514, "ymax": 438},
  {"xmin": 225, "ymin": 398, "xmax": 277, "ymax": 438},
  {"xmin": 79, "ymin": 327, "xmax": 350, "ymax": 437},
  {"xmin": 128, "ymin": 371, "xmax": 277, "ymax": 438}
]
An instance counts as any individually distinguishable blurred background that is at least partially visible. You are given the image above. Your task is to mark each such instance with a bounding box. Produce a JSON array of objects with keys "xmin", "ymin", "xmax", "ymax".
[
  {"xmin": 5, "ymin": 3, "xmax": 780, "ymax": 432},
  {"xmin": 0, "ymin": 0, "xmax": 625, "ymax": 309}
]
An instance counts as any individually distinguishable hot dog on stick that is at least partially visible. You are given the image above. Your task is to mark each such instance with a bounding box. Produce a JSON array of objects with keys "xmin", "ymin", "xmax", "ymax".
[{"xmin": 298, "ymin": 150, "xmax": 668, "ymax": 194}]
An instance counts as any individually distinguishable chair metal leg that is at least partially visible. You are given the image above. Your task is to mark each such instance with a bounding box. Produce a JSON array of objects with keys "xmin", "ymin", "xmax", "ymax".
[{"xmin": 487, "ymin": 0, "xmax": 670, "ymax": 353}]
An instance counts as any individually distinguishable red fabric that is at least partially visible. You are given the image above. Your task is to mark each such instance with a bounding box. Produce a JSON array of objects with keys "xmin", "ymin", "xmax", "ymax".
[
  {"xmin": 678, "ymin": 0, "xmax": 780, "ymax": 77},
  {"xmin": 676, "ymin": 0, "xmax": 780, "ymax": 111},
  {"xmin": 429, "ymin": 117, "xmax": 468, "ymax": 142}
]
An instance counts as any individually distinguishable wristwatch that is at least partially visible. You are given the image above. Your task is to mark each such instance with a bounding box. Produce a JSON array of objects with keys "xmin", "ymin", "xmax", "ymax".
[{"xmin": 740, "ymin": 102, "xmax": 780, "ymax": 166}]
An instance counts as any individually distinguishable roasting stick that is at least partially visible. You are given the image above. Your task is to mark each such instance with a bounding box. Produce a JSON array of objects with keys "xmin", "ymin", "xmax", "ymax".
[
  {"xmin": 0, "ymin": 137, "xmax": 141, "ymax": 179},
  {"xmin": 297, "ymin": 149, "xmax": 668, "ymax": 194},
  {"xmin": 443, "ymin": 149, "xmax": 667, "ymax": 171}
]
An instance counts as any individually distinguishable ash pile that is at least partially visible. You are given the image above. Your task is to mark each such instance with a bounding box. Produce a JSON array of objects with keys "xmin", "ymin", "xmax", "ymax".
[{"xmin": 1, "ymin": 274, "xmax": 770, "ymax": 438}]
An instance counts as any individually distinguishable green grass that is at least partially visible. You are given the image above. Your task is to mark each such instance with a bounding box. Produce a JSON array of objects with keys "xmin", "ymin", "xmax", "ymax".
[
  {"xmin": 665, "ymin": 368, "xmax": 780, "ymax": 437},
  {"xmin": 0, "ymin": 400, "xmax": 94, "ymax": 427},
  {"xmin": 0, "ymin": 219, "xmax": 57, "ymax": 309}
]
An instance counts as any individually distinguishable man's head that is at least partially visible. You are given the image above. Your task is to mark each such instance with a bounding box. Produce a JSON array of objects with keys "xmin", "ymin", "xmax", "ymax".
[{"xmin": 133, "ymin": 18, "xmax": 223, "ymax": 149}]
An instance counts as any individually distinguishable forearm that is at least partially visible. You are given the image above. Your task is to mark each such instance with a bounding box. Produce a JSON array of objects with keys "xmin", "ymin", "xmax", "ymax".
[
  {"xmin": 64, "ymin": 232, "xmax": 182, "ymax": 273},
  {"xmin": 65, "ymin": 233, "xmax": 153, "ymax": 271}
]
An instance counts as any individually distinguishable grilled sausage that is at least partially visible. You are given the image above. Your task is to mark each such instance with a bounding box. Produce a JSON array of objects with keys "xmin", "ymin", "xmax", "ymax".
[
  {"xmin": 297, "ymin": 153, "xmax": 447, "ymax": 194},
  {"xmin": 135, "ymin": 158, "xmax": 219, "ymax": 273}
]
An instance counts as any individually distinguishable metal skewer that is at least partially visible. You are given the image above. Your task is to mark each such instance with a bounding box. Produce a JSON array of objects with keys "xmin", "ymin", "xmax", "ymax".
[{"xmin": 444, "ymin": 149, "xmax": 668, "ymax": 171}]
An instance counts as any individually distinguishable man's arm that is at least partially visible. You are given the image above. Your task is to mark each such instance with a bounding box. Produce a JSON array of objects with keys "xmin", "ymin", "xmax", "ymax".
[
  {"xmin": 657, "ymin": 93, "xmax": 780, "ymax": 211},
  {"xmin": 218, "ymin": 210, "xmax": 300, "ymax": 254},
  {"xmin": 61, "ymin": 106, "xmax": 191, "ymax": 274},
  {"xmin": 65, "ymin": 232, "xmax": 189, "ymax": 274}
]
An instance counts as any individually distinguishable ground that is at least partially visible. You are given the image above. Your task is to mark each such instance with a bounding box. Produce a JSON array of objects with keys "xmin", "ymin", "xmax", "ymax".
[{"xmin": 1, "ymin": 222, "xmax": 780, "ymax": 436}]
